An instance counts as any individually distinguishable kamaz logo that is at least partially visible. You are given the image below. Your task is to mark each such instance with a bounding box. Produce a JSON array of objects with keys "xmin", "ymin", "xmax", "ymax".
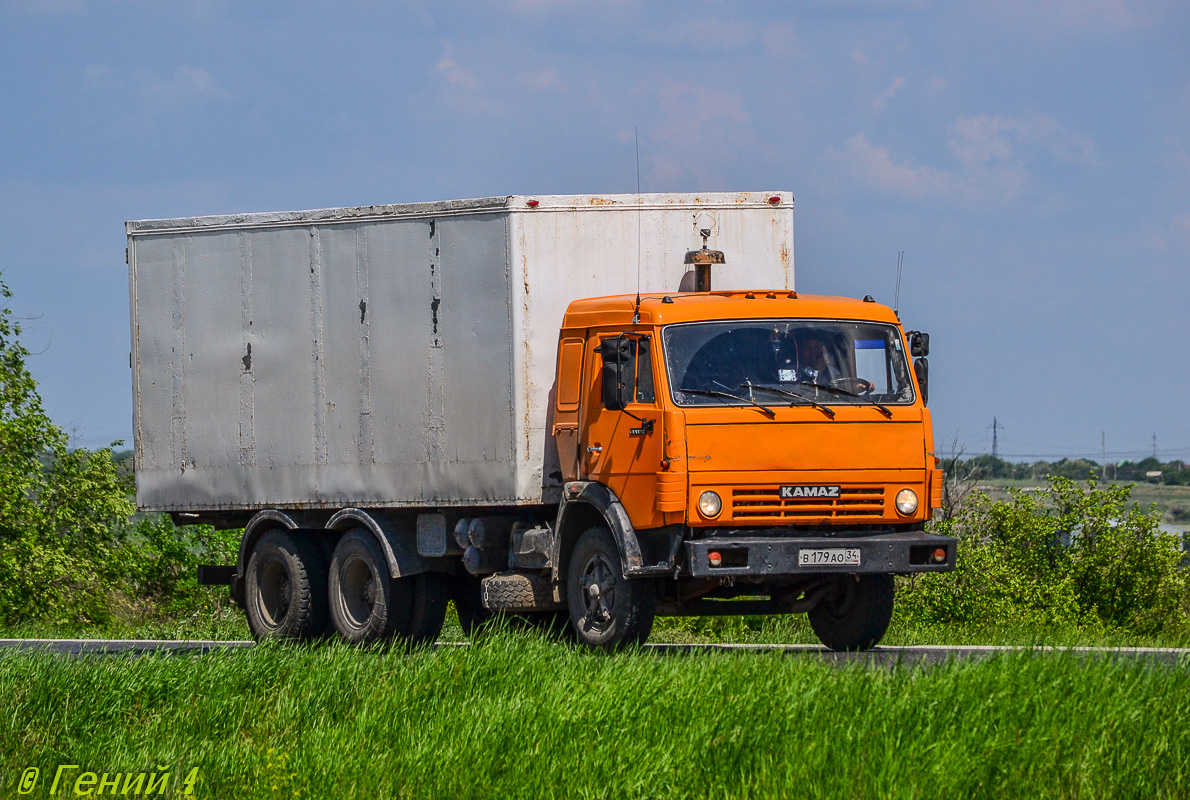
[{"xmin": 780, "ymin": 485, "xmax": 841, "ymax": 499}]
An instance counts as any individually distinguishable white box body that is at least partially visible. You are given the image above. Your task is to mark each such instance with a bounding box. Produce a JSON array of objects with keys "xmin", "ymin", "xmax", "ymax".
[{"xmin": 127, "ymin": 192, "xmax": 794, "ymax": 511}]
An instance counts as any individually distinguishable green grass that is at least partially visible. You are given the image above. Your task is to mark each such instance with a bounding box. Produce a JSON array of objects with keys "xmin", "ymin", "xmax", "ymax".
[
  {"xmin": 1, "ymin": 631, "xmax": 1188, "ymax": 799},
  {"xmin": 8, "ymin": 602, "xmax": 1190, "ymax": 650}
]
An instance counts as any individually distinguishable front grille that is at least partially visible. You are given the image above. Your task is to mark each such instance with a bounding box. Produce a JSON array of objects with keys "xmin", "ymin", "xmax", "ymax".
[{"xmin": 730, "ymin": 486, "xmax": 886, "ymax": 521}]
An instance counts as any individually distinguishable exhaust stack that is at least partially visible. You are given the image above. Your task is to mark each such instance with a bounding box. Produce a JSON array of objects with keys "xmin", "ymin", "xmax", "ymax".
[{"xmin": 684, "ymin": 228, "xmax": 725, "ymax": 292}]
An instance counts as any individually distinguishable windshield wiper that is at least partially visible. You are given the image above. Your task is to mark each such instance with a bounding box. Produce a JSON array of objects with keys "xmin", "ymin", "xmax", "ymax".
[
  {"xmin": 746, "ymin": 383, "xmax": 836, "ymax": 419},
  {"xmin": 796, "ymin": 381, "xmax": 893, "ymax": 418},
  {"xmin": 677, "ymin": 387, "xmax": 776, "ymax": 418}
]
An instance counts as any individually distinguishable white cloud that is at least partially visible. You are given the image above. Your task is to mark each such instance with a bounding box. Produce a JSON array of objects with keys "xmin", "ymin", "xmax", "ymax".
[
  {"xmin": 520, "ymin": 69, "xmax": 565, "ymax": 91},
  {"xmin": 1165, "ymin": 136, "xmax": 1190, "ymax": 179},
  {"xmin": 950, "ymin": 114, "xmax": 1095, "ymax": 167},
  {"xmin": 435, "ymin": 43, "xmax": 478, "ymax": 90},
  {"xmin": 836, "ymin": 134, "xmax": 961, "ymax": 200},
  {"xmin": 926, "ymin": 73, "xmax": 949, "ymax": 94},
  {"xmin": 643, "ymin": 18, "xmax": 760, "ymax": 53},
  {"xmin": 18, "ymin": 0, "xmax": 88, "ymax": 13},
  {"xmin": 872, "ymin": 76, "xmax": 906, "ymax": 109},
  {"xmin": 85, "ymin": 64, "xmax": 233, "ymax": 104},
  {"xmin": 650, "ymin": 82, "xmax": 750, "ymax": 142},
  {"xmin": 640, "ymin": 82, "xmax": 756, "ymax": 188},
  {"xmin": 835, "ymin": 114, "xmax": 1094, "ymax": 206},
  {"xmin": 983, "ymin": 0, "xmax": 1161, "ymax": 38},
  {"xmin": 804, "ymin": 0, "xmax": 930, "ymax": 10},
  {"xmin": 144, "ymin": 66, "xmax": 233, "ymax": 105}
]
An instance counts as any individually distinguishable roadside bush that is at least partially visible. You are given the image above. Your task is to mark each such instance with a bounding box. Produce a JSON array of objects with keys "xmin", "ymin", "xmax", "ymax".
[
  {"xmin": 111, "ymin": 515, "xmax": 240, "ymax": 617},
  {"xmin": 900, "ymin": 477, "xmax": 1190, "ymax": 635}
]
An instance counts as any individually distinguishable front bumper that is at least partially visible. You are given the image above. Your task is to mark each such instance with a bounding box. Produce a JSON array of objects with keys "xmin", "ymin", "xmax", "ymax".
[{"xmin": 683, "ymin": 530, "xmax": 956, "ymax": 578}]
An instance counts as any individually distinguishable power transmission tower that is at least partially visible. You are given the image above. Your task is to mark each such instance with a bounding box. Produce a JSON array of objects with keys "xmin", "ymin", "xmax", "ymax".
[
  {"xmin": 1101, "ymin": 431, "xmax": 1106, "ymax": 480},
  {"xmin": 990, "ymin": 417, "xmax": 1001, "ymax": 461},
  {"xmin": 1153, "ymin": 433, "xmax": 1158, "ymax": 459}
]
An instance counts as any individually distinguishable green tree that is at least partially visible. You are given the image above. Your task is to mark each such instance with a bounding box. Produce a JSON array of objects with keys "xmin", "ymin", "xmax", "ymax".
[{"xmin": 0, "ymin": 275, "xmax": 134, "ymax": 623}]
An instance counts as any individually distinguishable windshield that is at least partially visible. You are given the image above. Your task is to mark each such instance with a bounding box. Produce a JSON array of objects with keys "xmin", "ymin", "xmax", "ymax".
[{"xmin": 662, "ymin": 319, "xmax": 916, "ymax": 407}]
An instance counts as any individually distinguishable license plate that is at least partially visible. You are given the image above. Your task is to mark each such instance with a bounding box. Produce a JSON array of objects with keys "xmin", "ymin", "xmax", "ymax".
[{"xmin": 798, "ymin": 548, "xmax": 861, "ymax": 567}]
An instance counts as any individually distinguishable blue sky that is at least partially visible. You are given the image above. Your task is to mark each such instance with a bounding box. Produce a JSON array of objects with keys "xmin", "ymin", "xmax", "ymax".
[{"xmin": 1, "ymin": 0, "xmax": 1188, "ymax": 463}]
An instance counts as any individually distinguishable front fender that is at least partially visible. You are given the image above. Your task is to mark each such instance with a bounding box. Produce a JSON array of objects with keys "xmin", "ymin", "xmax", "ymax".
[{"xmin": 551, "ymin": 482, "xmax": 658, "ymax": 581}]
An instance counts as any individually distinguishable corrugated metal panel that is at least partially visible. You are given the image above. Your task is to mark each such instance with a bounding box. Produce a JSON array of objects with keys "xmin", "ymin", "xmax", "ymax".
[{"xmin": 129, "ymin": 192, "xmax": 793, "ymax": 512}]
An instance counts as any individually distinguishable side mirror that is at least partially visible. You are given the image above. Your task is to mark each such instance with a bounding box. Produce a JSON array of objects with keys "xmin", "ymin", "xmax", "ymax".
[
  {"xmin": 914, "ymin": 357, "xmax": 929, "ymax": 405},
  {"xmin": 600, "ymin": 336, "xmax": 635, "ymax": 411},
  {"xmin": 909, "ymin": 331, "xmax": 930, "ymax": 358}
]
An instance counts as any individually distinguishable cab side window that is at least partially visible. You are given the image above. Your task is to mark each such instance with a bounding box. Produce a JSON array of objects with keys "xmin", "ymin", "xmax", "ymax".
[{"xmin": 636, "ymin": 337, "xmax": 655, "ymax": 403}]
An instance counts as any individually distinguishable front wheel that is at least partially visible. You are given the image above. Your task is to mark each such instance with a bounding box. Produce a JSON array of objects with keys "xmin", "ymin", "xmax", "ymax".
[
  {"xmin": 807, "ymin": 574, "xmax": 894, "ymax": 651},
  {"xmin": 566, "ymin": 526, "xmax": 654, "ymax": 650}
]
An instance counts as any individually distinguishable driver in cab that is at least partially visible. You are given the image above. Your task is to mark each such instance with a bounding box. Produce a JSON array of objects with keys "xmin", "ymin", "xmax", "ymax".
[
  {"xmin": 779, "ymin": 333, "xmax": 874, "ymax": 395},
  {"xmin": 779, "ymin": 333, "xmax": 836, "ymax": 386}
]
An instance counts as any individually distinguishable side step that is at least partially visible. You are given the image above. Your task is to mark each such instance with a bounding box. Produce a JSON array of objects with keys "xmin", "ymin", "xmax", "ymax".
[{"xmin": 482, "ymin": 571, "xmax": 564, "ymax": 611}]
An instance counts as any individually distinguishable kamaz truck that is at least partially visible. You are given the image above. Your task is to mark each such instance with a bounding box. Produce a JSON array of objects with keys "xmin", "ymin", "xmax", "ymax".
[{"xmin": 126, "ymin": 192, "xmax": 954, "ymax": 651}]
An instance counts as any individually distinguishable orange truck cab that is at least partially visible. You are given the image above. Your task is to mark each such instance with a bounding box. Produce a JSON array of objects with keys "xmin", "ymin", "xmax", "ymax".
[{"xmin": 535, "ymin": 285, "xmax": 955, "ymax": 650}]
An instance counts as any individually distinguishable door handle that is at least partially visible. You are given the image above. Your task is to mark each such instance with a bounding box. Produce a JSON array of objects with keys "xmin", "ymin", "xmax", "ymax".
[{"xmin": 586, "ymin": 445, "xmax": 603, "ymax": 454}]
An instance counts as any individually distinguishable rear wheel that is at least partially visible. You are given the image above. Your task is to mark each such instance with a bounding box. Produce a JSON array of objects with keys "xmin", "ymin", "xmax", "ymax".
[
  {"xmin": 566, "ymin": 525, "xmax": 654, "ymax": 650},
  {"xmin": 328, "ymin": 529, "xmax": 406, "ymax": 644},
  {"xmin": 244, "ymin": 530, "xmax": 328, "ymax": 641},
  {"xmin": 450, "ymin": 573, "xmax": 494, "ymax": 637},
  {"xmin": 328, "ymin": 529, "xmax": 448, "ymax": 646},
  {"xmin": 807, "ymin": 574, "xmax": 894, "ymax": 651},
  {"xmin": 401, "ymin": 572, "xmax": 449, "ymax": 645}
]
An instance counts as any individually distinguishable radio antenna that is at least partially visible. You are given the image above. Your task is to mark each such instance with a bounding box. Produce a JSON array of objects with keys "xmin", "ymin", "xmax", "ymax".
[
  {"xmin": 893, "ymin": 250, "xmax": 905, "ymax": 316},
  {"xmin": 633, "ymin": 126, "xmax": 642, "ymax": 325}
]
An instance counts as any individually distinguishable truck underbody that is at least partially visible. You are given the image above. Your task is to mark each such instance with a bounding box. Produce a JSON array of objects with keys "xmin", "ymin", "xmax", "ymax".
[{"xmin": 195, "ymin": 486, "xmax": 955, "ymax": 651}]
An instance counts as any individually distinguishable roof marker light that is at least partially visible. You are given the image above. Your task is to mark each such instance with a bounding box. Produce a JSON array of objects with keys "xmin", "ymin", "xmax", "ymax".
[
  {"xmin": 527, "ymin": 200, "xmax": 540, "ymax": 208},
  {"xmin": 767, "ymin": 196, "xmax": 781, "ymax": 205}
]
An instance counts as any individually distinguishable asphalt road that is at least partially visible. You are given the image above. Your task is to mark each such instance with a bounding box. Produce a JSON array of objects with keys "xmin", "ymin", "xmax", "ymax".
[{"xmin": 2, "ymin": 639, "xmax": 1188, "ymax": 666}]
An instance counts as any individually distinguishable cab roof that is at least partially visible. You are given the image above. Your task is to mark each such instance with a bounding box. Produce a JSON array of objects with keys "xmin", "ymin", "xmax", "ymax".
[{"xmin": 560, "ymin": 291, "xmax": 901, "ymax": 330}]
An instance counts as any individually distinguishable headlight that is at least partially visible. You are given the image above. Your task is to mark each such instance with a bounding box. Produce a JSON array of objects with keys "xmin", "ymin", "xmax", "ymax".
[
  {"xmin": 698, "ymin": 491, "xmax": 722, "ymax": 518},
  {"xmin": 895, "ymin": 489, "xmax": 919, "ymax": 516}
]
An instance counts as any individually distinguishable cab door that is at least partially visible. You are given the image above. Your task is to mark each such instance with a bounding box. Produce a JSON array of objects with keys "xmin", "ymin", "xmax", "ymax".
[{"xmin": 579, "ymin": 331, "xmax": 665, "ymax": 529}]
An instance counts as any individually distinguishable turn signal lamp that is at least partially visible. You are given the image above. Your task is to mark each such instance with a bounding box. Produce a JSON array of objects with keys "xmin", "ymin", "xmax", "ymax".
[
  {"xmin": 932, "ymin": 548, "xmax": 947, "ymax": 563},
  {"xmin": 708, "ymin": 551, "xmax": 723, "ymax": 567},
  {"xmin": 698, "ymin": 491, "xmax": 722, "ymax": 519},
  {"xmin": 895, "ymin": 489, "xmax": 919, "ymax": 516}
]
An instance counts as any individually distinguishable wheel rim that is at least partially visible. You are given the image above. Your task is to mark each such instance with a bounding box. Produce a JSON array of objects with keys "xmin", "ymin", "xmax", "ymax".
[
  {"xmin": 338, "ymin": 554, "xmax": 378, "ymax": 630},
  {"xmin": 820, "ymin": 578, "xmax": 857, "ymax": 622},
  {"xmin": 256, "ymin": 558, "xmax": 291, "ymax": 629},
  {"xmin": 577, "ymin": 551, "xmax": 617, "ymax": 632}
]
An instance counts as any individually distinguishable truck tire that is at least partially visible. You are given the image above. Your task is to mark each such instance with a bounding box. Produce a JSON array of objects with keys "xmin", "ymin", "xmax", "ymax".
[
  {"xmin": 566, "ymin": 525, "xmax": 654, "ymax": 650},
  {"xmin": 401, "ymin": 572, "xmax": 449, "ymax": 646},
  {"xmin": 328, "ymin": 529, "xmax": 409, "ymax": 644},
  {"xmin": 450, "ymin": 573, "xmax": 493, "ymax": 637},
  {"xmin": 244, "ymin": 530, "xmax": 328, "ymax": 641},
  {"xmin": 807, "ymin": 574, "xmax": 895, "ymax": 652}
]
